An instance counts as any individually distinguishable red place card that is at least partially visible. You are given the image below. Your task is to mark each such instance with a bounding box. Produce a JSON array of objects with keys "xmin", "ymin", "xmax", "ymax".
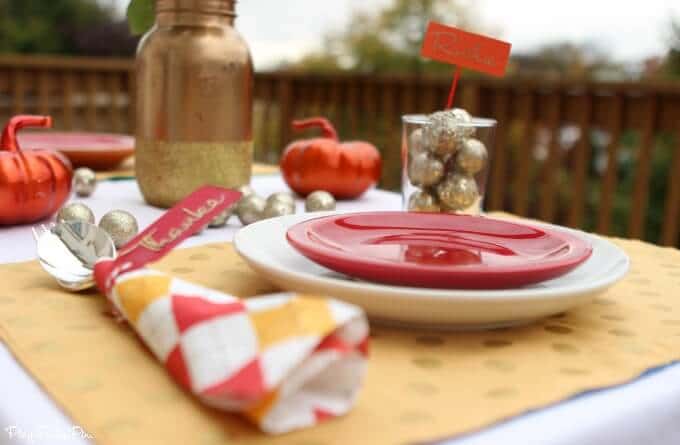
[{"xmin": 421, "ymin": 21, "xmax": 511, "ymax": 77}]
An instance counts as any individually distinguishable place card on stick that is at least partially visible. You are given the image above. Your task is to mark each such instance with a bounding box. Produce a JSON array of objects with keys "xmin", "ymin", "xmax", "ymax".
[{"xmin": 421, "ymin": 21, "xmax": 512, "ymax": 108}]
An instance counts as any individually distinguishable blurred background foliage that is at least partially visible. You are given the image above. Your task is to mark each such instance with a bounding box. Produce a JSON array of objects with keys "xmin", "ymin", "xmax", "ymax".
[
  {"xmin": 285, "ymin": 0, "xmax": 680, "ymax": 81},
  {"xmin": 0, "ymin": 0, "xmax": 137, "ymax": 56},
  {"xmin": 2, "ymin": 0, "xmax": 679, "ymax": 79},
  {"xmin": 285, "ymin": 0, "xmax": 481, "ymax": 74},
  {"xmin": 3, "ymin": 0, "xmax": 679, "ymax": 80}
]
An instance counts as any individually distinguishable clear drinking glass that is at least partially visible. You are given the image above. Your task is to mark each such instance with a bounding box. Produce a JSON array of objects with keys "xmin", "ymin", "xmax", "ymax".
[{"xmin": 401, "ymin": 114, "xmax": 497, "ymax": 215}]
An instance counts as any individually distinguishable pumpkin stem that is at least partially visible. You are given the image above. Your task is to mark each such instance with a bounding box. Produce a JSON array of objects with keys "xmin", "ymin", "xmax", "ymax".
[
  {"xmin": 291, "ymin": 117, "xmax": 338, "ymax": 141},
  {"xmin": 0, "ymin": 115, "xmax": 52, "ymax": 152}
]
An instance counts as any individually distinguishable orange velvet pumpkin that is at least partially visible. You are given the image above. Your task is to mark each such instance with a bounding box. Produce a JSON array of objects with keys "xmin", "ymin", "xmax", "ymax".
[
  {"xmin": 0, "ymin": 115, "xmax": 72, "ymax": 225},
  {"xmin": 280, "ymin": 117, "xmax": 381, "ymax": 199}
]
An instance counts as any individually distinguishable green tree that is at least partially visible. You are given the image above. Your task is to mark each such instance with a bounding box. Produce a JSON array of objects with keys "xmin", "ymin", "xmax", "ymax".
[
  {"xmin": 0, "ymin": 0, "xmax": 117, "ymax": 55},
  {"xmin": 287, "ymin": 0, "xmax": 482, "ymax": 74},
  {"xmin": 509, "ymin": 42, "xmax": 626, "ymax": 80}
]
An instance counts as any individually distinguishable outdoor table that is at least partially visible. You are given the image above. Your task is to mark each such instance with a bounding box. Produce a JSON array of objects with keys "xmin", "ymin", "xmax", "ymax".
[{"xmin": 1, "ymin": 172, "xmax": 680, "ymax": 445}]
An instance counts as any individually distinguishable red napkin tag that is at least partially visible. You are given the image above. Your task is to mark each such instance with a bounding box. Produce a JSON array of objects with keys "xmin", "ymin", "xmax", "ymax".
[
  {"xmin": 94, "ymin": 186, "xmax": 241, "ymax": 294},
  {"xmin": 421, "ymin": 21, "xmax": 511, "ymax": 77}
]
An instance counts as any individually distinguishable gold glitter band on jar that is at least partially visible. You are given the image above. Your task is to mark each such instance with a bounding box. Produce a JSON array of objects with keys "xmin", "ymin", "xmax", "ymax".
[{"xmin": 136, "ymin": 140, "xmax": 253, "ymax": 208}]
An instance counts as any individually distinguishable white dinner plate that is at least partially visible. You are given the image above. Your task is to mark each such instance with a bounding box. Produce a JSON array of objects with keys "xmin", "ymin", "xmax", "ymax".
[{"xmin": 234, "ymin": 212, "xmax": 630, "ymax": 330}]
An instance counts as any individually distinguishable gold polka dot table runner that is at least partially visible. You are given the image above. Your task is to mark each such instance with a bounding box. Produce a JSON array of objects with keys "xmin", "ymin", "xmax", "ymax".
[{"xmin": 1, "ymin": 238, "xmax": 680, "ymax": 444}]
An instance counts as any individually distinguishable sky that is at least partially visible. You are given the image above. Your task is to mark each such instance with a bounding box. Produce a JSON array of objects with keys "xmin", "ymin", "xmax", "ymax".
[{"xmin": 112, "ymin": 0, "xmax": 680, "ymax": 70}]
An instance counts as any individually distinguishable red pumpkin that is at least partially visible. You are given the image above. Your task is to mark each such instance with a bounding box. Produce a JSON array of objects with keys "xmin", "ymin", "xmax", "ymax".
[
  {"xmin": 280, "ymin": 117, "xmax": 381, "ymax": 199},
  {"xmin": 0, "ymin": 115, "xmax": 72, "ymax": 225}
]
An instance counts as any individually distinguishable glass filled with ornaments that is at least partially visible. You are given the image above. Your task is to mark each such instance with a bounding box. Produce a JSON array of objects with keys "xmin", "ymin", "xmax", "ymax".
[{"xmin": 402, "ymin": 109, "xmax": 496, "ymax": 214}]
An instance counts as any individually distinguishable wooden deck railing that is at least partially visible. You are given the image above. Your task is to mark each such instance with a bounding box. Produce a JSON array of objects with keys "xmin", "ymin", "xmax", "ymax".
[
  {"xmin": 1, "ymin": 54, "xmax": 680, "ymax": 246},
  {"xmin": 0, "ymin": 55, "xmax": 135, "ymax": 133}
]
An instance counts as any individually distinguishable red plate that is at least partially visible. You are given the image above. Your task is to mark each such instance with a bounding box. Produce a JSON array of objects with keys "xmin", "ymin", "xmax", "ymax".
[
  {"xmin": 18, "ymin": 132, "xmax": 134, "ymax": 170},
  {"xmin": 286, "ymin": 212, "xmax": 592, "ymax": 289}
]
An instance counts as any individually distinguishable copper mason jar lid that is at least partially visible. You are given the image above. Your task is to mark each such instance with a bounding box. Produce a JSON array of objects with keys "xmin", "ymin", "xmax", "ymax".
[{"xmin": 156, "ymin": 0, "xmax": 236, "ymax": 16}]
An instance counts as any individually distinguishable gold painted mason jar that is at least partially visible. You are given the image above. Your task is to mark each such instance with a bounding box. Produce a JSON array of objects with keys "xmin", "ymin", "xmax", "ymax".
[{"xmin": 135, "ymin": 0, "xmax": 253, "ymax": 207}]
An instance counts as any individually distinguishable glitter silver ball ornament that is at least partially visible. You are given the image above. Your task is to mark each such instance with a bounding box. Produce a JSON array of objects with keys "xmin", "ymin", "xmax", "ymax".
[
  {"xmin": 305, "ymin": 190, "xmax": 336, "ymax": 212},
  {"xmin": 262, "ymin": 199, "xmax": 295, "ymax": 219},
  {"xmin": 424, "ymin": 111, "xmax": 463, "ymax": 157},
  {"xmin": 223, "ymin": 184, "xmax": 256, "ymax": 227},
  {"xmin": 408, "ymin": 153, "xmax": 444, "ymax": 187},
  {"xmin": 407, "ymin": 190, "xmax": 440, "ymax": 212},
  {"xmin": 408, "ymin": 128, "xmax": 429, "ymax": 157},
  {"xmin": 448, "ymin": 108, "xmax": 475, "ymax": 137},
  {"xmin": 425, "ymin": 108, "xmax": 474, "ymax": 157},
  {"xmin": 237, "ymin": 184, "xmax": 255, "ymax": 198},
  {"xmin": 208, "ymin": 210, "xmax": 231, "ymax": 228},
  {"xmin": 455, "ymin": 138, "xmax": 488, "ymax": 175},
  {"xmin": 208, "ymin": 199, "xmax": 240, "ymax": 228},
  {"xmin": 266, "ymin": 192, "xmax": 296, "ymax": 208},
  {"xmin": 99, "ymin": 210, "xmax": 139, "ymax": 248},
  {"xmin": 237, "ymin": 194, "xmax": 266, "ymax": 225},
  {"xmin": 73, "ymin": 167, "xmax": 97, "ymax": 197},
  {"xmin": 436, "ymin": 173, "xmax": 479, "ymax": 211},
  {"xmin": 56, "ymin": 202, "xmax": 95, "ymax": 224}
]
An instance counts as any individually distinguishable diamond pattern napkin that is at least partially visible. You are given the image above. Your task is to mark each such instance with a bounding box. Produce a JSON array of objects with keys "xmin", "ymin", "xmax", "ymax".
[{"xmin": 103, "ymin": 267, "xmax": 369, "ymax": 434}]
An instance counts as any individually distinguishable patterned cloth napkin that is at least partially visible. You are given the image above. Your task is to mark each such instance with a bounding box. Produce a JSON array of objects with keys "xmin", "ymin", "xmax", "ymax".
[
  {"xmin": 103, "ymin": 267, "xmax": 369, "ymax": 433},
  {"xmin": 90, "ymin": 186, "xmax": 369, "ymax": 434}
]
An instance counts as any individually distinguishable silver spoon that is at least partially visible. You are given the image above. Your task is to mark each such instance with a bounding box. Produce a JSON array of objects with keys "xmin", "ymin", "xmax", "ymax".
[{"xmin": 33, "ymin": 220, "xmax": 116, "ymax": 291}]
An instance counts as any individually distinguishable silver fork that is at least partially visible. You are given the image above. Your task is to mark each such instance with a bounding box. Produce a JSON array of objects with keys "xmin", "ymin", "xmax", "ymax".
[{"xmin": 33, "ymin": 220, "xmax": 116, "ymax": 291}]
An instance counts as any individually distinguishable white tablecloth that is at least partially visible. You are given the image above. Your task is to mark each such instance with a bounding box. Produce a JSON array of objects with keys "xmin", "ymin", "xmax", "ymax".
[{"xmin": 1, "ymin": 176, "xmax": 679, "ymax": 445}]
